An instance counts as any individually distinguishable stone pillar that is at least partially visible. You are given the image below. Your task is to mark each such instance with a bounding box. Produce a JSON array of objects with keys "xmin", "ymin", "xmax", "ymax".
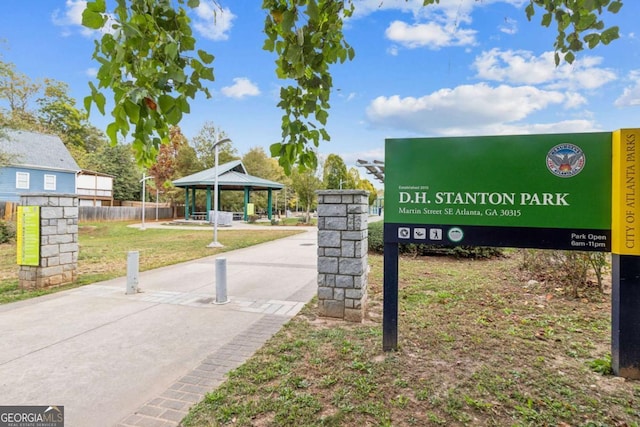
[
  {"xmin": 317, "ymin": 190, "xmax": 368, "ymax": 322},
  {"xmin": 19, "ymin": 194, "xmax": 79, "ymax": 289}
]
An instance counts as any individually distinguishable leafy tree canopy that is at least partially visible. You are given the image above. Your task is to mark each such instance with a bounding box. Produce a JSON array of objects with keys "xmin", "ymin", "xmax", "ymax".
[
  {"xmin": 83, "ymin": 0, "xmax": 623, "ymax": 173},
  {"xmin": 323, "ymin": 153, "xmax": 350, "ymax": 190}
]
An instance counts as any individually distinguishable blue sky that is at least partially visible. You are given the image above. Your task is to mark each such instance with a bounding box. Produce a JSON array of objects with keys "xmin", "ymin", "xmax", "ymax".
[{"xmin": 1, "ymin": 1, "xmax": 639, "ymax": 177}]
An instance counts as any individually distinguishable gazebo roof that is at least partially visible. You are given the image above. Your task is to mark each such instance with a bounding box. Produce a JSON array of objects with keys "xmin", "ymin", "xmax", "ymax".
[{"xmin": 172, "ymin": 160, "xmax": 284, "ymax": 191}]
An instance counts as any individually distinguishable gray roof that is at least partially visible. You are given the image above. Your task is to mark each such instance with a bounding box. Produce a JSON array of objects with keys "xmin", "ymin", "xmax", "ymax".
[
  {"xmin": 1, "ymin": 129, "xmax": 80, "ymax": 172},
  {"xmin": 173, "ymin": 160, "xmax": 284, "ymax": 191}
]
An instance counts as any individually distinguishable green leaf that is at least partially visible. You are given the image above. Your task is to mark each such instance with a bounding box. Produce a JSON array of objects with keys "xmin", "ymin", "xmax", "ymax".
[
  {"xmin": 82, "ymin": 8, "xmax": 106, "ymax": 29},
  {"xmin": 106, "ymin": 122, "xmax": 119, "ymax": 144},
  {"xmin": 525, "ymin": 3, "xmax": 535, "ymax": 21},
  {"xmin": 165, "ymin": 43, "xmax": 179, "ymax": 60},
  {"xmin": 187, "ymin": 0, "xmax": 200, "ymax": 8},
  {"xmin": 94, "ymin": 91, "xmax": 106, "ymax": 115},
  {"xmin": 307, "ymin": 0, "xmax": 319, "ymax": 22},
  {"xmin": 316, "ymin": 109, "xmax": 328, "ymax": 125},
  {"xmin": 564, "ymin": 51, "xmax": 576, "ymax": 64},
  {"xmin": 601, "ymin": 26, "xmax": 620, "ymax": 45},
  {"xmin": 83, "ymin": 95, "xmax": 93, "ymax": 115},
  {"xmin": 608, "ymin": 1, "xmax": 623, "ymax": 14},
  {"xmin": 585, "ymin": 33, "xmax": 600, "ymax": 49},
  {"xmin": 123, "ymin": 99, "xmax": 140, "ymax": 124},
  {"xmin": 270, "ymin": 142, "xmax": 283, "ymax": 158},
  {"xmin": 86, "ymin": 0, "xmax": 106, "ymax": 12},
  {"xmin": 576, "ymin": 14, "xmax": 597, "ymax": 31},
  {"xmin": 197, "ymin": 49, "xmax": 215, "ymax": 64},
  {"xmin": 158, "ymin": 94, "xmax": 175, "ymax": 113}
]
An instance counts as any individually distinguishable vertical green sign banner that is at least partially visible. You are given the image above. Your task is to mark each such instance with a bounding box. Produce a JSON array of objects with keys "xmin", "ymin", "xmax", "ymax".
[
  {"xmin": 16, "ymin": 206, "xmax": 40, "ymax": 266},
  {"xmin": 384, "ymin": 132, "xmax": 612, "ymax": 251}
]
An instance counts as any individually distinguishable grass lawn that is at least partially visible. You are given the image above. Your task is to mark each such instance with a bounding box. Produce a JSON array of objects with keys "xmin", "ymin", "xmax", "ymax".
[
  {"xmin": 183, "ymin": 252, "xmax": 640, "ymax": 426},
  {"xmin": 0, "ymin": 221, "xmax": 303, "ymax": 304}
]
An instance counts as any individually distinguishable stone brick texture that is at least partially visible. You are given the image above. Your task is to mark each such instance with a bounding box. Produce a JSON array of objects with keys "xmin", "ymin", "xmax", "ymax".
[
  {"xmin": 316, "ymin": 190, "xmax": 368, "ymax": 322},
  {"xmin": 19, "ymin": 194, "xmax": 78, "ymax": 290}
]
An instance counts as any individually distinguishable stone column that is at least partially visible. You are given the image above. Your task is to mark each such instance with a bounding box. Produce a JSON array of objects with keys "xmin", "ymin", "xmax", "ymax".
[
  {"xmin": 317, "ymin": 190, "xmax": 368, "ymax": 322},
  {"xmin": 18, "ymin": 194, "xmax": 79, "ymax": 289}
]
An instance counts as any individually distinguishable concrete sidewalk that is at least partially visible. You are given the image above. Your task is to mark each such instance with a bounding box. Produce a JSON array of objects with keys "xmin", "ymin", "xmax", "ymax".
[{"xmin": 0, "ymin": 229, "xmax": 318, "ymax": 427}]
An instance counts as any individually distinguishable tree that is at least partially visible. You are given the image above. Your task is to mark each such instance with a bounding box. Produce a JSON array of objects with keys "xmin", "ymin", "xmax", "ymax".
[
  {"xmin": 0, "ymin": 59, "xmax": 40, "ymax": 131},
  {"xmin": 84, "ymin": 144, "xmax": 140, "ymax": 201},
  {"xmin": 322, "ymin": 153, "xmax": 350, "ymax": 190},
  {"xmin": 82, "ymin": 0, "xmax": 215, "ymax": 166},
  {"xmin": 191, "ymin": 122, "xmax": 238, "ymax": 168},
  {"xmin": 242, "ymin": 147, "xmax": 290, "ymax": 214},
  {"xmin": 0, "ymin": 60, "xmax": 39, "ymax": 114},
  {"xmin": 36, "ymin": 79, "xmax": 89, "ymax": 149},
  {"xmin": 148, "ymin": 126, "xmax": 187, "ymax": 189},
  {"xmin": 83, "ymin": 0, "xmax": 623, "ymax": 171},
  {"xmin": 358, "ymin": 178, "xmax": 377, "ymax": 206},
  {"xmin": 290, "ymin": 165, "xmax": 321, "ymax": 223}
]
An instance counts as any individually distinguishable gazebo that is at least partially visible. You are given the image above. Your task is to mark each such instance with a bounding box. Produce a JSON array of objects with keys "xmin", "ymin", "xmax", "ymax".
[{"xmin": 172, "ymin": 160, "xmax": 284, "ymax": 221}]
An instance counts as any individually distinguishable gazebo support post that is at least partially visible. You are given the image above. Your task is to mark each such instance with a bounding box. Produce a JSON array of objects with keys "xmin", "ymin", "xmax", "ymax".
[
  {"xmin": 191, "ymin": 187, "xmax": 197, "ymax": 218},
  {"xmin": 185, "ymin": 188, "xmax": 190, "ymax": 220},
  {"xmin": 206, "ymin": 186, "xmax": 212, "ymax": 221},
  {"xmin": 267, "ymin": 189, "xmax": 273, "ymax": 220},
  {"xmin": 244, "ymin": 187, "xmax": 250, "ymax": 221}
]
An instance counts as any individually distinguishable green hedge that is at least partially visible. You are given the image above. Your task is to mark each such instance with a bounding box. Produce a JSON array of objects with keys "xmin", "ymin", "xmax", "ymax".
[{"xmin": 368, "ymin": 220, "xmax": 502, "ymax": 259}]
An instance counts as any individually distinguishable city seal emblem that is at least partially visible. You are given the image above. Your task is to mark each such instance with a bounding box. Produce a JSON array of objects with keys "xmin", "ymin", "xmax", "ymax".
[{"xmin": 546, "ymin": 143, "xmax": 585, "ymax": 178}]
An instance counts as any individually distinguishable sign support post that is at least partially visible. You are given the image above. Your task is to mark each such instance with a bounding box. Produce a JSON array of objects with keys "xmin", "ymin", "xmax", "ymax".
[
  {"xmin": 611, "ymin": 255, "xmax": 640, "ymax": 378},
  {"xmin": 383, "ymin": 241, "xmax": 399, "ymax": 351},
  {"xmin": 611, "ymin": 128, "xmax": 640, "ymax": 379}
]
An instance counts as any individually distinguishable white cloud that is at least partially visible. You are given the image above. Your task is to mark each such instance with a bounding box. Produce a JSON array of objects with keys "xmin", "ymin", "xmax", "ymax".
[
  {"xmin": 52, "ymin": 0, "xmax": 85, "ymax": 27},
  {"xmin": 340, "ymin": 147, "xmax": 386, "ymax": 168},
  {"xmin": 52, "ymin": 0, "xmax": 117, "ymax": 37},
  {"xmin": 52, "ymin": 0, "xmax": 91, "ymax": 36},
  {"xmin": 563, "ymin": 92, "xmax": 588, "ymax": 109},
  {"xmin": 473, "ymin": 49, "xmax": 617, "ymax": 90},
  {"xmin": 86, "ymin": 68, "xmax": 98, "ymax": 78},
  {"xmin": 350, "ymin": 0, "xmax": 526, "ymax": 21},
  {"xmin": 221, "ymin": 78, "xmax": 260, "ymax": 99},
  {"xmin": 365, "ymin": 83, "xmax": 569, "ymax": 135},
  {"xmin": 385, "ymin": 20, "xmax": 477, "ymax": 49},
  {"xmin": 499, "ymin": 17, "xmax": 518, "ymax": 35},
  {"xmin": 614, "ymin": 70, "xmax": 640, "ymax": 107},
  {"xmin": 192, "ymin": 2, "xmax": 235, "ymax": 41}
]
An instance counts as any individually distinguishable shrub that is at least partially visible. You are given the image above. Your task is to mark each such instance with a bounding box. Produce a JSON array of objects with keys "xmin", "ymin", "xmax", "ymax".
[
  {"xmin": 0, "ymin": 220, "xmax": 16, "ymax": 244},
  {"xmin": 519, "ymin": 249, "xmax": 609, "ymax": 297},
  {"xmin": 367, "ymin": 221, "xmax": 502, "ymax": 259}
]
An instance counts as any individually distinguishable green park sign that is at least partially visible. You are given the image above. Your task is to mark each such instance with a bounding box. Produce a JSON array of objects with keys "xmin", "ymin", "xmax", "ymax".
[
  {"xmin": 382, "ymin": 130, "xmax": 640, "ymax": 378},
  {"xmin": 16, "ymin": 206, "xmax": 40, "ymax": 266},
  {"xmin": 385, "ymin": 132, "xmax": 612, "ymax": 251}
]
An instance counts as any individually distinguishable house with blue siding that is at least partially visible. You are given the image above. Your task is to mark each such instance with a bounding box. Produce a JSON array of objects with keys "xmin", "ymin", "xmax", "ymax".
[{"xmin": 0, "ymin": 129, "xmax": 80, "ymax": 202}]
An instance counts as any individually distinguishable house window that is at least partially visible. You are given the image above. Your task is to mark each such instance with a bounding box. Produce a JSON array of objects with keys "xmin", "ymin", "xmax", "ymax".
[
  {"xmin": 44, "ymin": 174, "xmax": 57, "ymax": 191},
  {"xmin": 16, "ymin": 172, "xmax": 30, "ymax": 189}
]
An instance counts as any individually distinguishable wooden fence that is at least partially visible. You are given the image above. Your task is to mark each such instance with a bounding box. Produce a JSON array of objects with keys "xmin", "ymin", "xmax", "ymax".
[
  {"xmin": 79, "ymin": 206, "xmax": 176, "ymax": 222},
  {"xmin": 0, "ymin": 201, "xmax": 18, "ymax": 221},
  {"xmin": 1, "ymin": 202, "xmax": 185, "ymax": 222}
]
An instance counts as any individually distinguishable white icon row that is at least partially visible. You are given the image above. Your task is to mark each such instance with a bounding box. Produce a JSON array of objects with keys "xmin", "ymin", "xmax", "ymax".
[
  {"xmin": 398, "ymin": 227, "xmax": 442, "ymax": 240},
  {"xmin": 397, "ymin": 226, "xmax": 464, "ymax": 242}
]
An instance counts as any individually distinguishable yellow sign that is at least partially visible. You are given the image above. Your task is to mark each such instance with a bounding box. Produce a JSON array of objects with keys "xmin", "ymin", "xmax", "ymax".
[
  {"xmin": 16, "ymin": 206, "xmax": 40, "ymax": 266},
  {"xmin": 247, "ymin": 203, "xmax": 255, "ymax": 216},
  {"xmin": 612, "ymin": 129, "xmax": 640, "ymax": 255}
]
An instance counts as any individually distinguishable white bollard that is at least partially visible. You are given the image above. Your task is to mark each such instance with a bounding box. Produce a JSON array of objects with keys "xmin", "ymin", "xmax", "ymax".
[
  {"xmin": 214, "ymin": 257, "xmax": 229, "ymax": 304},
  {"xmin": 126, "ymin": 251, "xmax": 139, "ymax": 295}
]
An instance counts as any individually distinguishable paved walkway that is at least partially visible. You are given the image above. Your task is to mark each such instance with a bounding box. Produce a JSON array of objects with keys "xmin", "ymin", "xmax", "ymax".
[{"xmin": 0, "ymin": 228, "xmax": 318, "ymax": 427}]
